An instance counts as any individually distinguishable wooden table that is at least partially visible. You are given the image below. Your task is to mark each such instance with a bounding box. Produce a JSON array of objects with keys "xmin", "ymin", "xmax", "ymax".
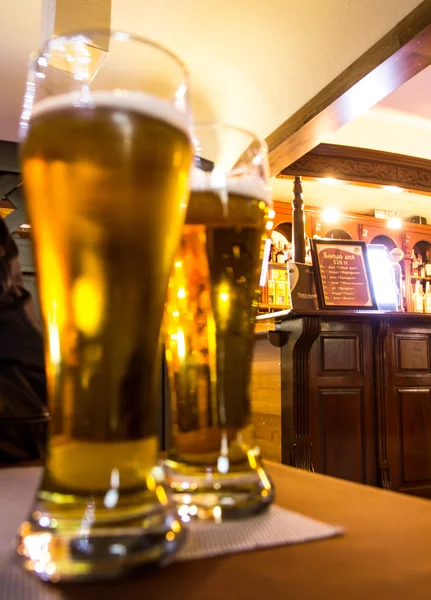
[{"xmin": 2, "ymin": 462, "xmax": 431, "ymax": 599}]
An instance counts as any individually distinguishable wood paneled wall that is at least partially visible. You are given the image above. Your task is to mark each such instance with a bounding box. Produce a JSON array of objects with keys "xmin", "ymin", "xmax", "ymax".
[{"xmin": 250, "ymin": 335, "xmax": 281, "ymax": 462}]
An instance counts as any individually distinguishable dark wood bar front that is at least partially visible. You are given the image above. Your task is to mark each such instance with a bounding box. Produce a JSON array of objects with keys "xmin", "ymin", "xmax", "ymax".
[{"xmin": 251, "ymin": 310, "xmax": 431, "ymax": 498}]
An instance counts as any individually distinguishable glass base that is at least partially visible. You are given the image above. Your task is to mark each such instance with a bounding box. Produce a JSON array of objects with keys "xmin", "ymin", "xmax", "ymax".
[
  {"xmin": 16, "ymin": 495, "xmax": 186, "ymax": 582},
  {"xmin": 163, "ymin": 459, "xmax": 274, "ymax": 522}
]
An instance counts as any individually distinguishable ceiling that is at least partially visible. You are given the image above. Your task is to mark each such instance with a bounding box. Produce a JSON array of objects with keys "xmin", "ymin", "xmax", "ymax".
[
  {"xmin": 325, "ymin": 65, "xmax": 431, "ymax": 160},
  {"xmin": 0, "ymin": 0, "xmax": 422, "ymax": 145}
]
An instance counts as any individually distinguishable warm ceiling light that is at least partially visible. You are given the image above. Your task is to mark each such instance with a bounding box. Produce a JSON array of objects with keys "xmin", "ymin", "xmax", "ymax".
[
  {"xmin": 321, "ymin": 177, "xmax": 338, "ymax": 186},
  {"xmin": 20, "ymin": 224, "xmax": 31, "ymax": 229},
  {"xmin": 383, "ymin": 185, "xmax": 403, "ymax": 194},
  {"xmin": 387, "ymin": 216, "xmax": 402, "ymax": 229},
  {"xmin": 321, "ymin": 207, "xmax": 340, "ymax": 223}
]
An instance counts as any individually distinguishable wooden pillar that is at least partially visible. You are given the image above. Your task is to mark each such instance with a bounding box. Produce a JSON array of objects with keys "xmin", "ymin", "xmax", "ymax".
[{"xmin": 292, "ymin": 175, "xmax": 306, "ymax": 263}]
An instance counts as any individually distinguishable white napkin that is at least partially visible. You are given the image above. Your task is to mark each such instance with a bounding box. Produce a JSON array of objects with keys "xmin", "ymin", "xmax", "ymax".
[{"xmin": 177, "ymin": 504, "xmax": 342, "ymax": 561}]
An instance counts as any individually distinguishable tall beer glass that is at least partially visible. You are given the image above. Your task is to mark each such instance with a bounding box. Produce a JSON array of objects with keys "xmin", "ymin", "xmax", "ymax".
[
  {"xmin": 163, "ymin": 123, "xmax": 274, "ymax": 520},
  {"xmin": 16, "ymin": 31, "xmax": 192, "ymax": 581}
]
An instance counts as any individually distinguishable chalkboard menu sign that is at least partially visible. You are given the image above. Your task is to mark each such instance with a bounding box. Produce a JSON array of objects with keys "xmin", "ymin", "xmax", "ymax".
[{"xmin": 310, "ymin": 239, "xmax": 377, "ymax": 309}]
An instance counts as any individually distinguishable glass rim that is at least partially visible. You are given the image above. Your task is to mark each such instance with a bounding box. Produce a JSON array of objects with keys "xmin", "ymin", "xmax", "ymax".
[
  {"xmin": 33, "ymin": 28, "xmax": 190, "ymax": 80},
  {"xmin": 192, "ymin": 121, "xmax": 268, "ymax": 152}
]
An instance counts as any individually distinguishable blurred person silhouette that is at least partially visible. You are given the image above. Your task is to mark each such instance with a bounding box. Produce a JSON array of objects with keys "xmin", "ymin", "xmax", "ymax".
[{"xmin": 0, "ymin": 216, "xmax": 47, "ymax": 463}]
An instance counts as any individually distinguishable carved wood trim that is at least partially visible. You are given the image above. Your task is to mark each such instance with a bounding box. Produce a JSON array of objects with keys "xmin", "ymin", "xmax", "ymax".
[
  {"xmin": 273, "ymin": 197, "xmax": 431, "ymax": 242},
  {"xmin": 292, "ymin": 176, "xmax": 306, "ymax": 263},
  {"xmin": 279, "ymin": 143, "xmax": 431, "ymax": 195},
  {"xmin": 291, "ymin": 316, "xmax": 321, "ymax": 471},
  {"xmin": 375, "ymin": 319, "xmax": 393, "ymax": 490}
]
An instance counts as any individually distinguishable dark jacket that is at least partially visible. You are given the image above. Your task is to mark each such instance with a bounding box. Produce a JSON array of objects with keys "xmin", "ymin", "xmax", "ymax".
[{"xmin": 0, "ymin": 287, "xmax": 48, "ymax": 463}]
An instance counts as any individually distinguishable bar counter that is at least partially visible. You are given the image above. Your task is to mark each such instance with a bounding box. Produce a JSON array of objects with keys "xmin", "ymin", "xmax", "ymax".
[{"xmin": 251, "ymin": 309, "xmax": 431, "ymax": 497}]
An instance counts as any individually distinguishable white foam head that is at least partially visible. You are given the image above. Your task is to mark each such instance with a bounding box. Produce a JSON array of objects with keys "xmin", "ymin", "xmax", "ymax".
[
  {"xmin": 191, "ymin": 167, "xmax": 272, "ymax": 205},
  {"xmin": 27, "ymin": 90, "xmax": 190, "ymax": 136}
]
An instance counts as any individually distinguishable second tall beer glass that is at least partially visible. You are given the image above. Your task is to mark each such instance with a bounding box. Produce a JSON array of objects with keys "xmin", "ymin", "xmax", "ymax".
[
  {"xmin": 16, "ymin": 31, "xmax": 192, "ymax": 580},
  {"xmin": 164, "ymin": 123, "xmax": 275, "ymax": 520}
]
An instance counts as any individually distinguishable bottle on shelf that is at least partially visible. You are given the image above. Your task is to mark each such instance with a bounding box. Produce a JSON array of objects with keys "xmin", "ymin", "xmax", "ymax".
[
  {"xmin": 418, "ymin": 253, "xmax": 425, "ymax": 278},
  {"xmin": 413, "ymin": 280, "xmax": 425, "ymax": 313},
  {"xmin": 425, "ymin": 282, "xmax": 431, "ymax": 313},
  {"xmin": 411, "ymin": 250, "xmax": 419, "ymax": 278},
  {"xmin": 269, "ymin": 241, "xmax": 276, "ymax": 263},
  {"xmin": 276, "ymin": 243, "xmax": 285, "ymax": 264},
  {"xmin": 425, "ymin": 251, "xmax": 431, "ymax": 277}
]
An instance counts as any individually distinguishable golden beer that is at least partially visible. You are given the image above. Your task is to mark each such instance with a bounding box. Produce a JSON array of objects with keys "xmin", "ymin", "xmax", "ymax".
[
  {"xmin": 19, "ymin": 91, "xmax": 192, "ymax": 577},
  {"xmin": 164, "ymin": 176, "xmax": 274, "ymax": 519}
]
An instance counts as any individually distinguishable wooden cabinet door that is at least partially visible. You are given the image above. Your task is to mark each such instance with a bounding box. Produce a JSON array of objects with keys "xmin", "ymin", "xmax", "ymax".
[
  {"xmin": 309, "ymin": 319, "xmax": 377, "ymax": 485},
  {"xmin": 385, "ymin": 324, "xmax": 431, "ymax": 497}
]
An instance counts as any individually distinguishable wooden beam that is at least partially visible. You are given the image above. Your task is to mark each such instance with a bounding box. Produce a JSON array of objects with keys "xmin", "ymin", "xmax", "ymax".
[
  {"xmin": 268, "ymin": 0, "xmax": 431, "ymax": 176},
  {"xmin": 279, "ymin": 143, "xmax": 431, "ymax": 195}
]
